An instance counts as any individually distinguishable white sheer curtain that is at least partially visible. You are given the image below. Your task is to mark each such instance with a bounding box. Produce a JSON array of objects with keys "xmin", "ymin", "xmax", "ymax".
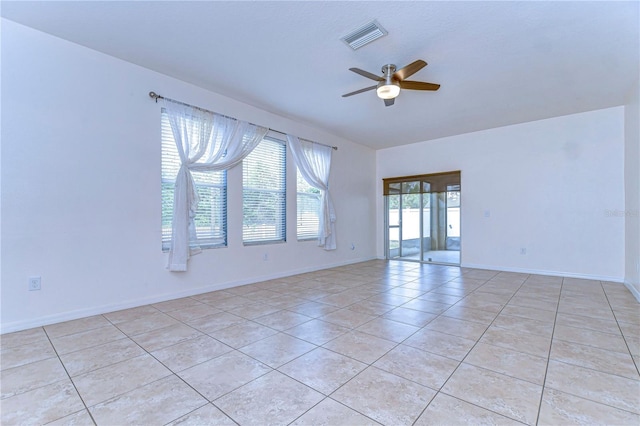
[
  {"xmin": 287, "ymin": 134, "xmax": 336, "ymax": 250},
  {"xmin": 164, "ymin": 99, "xmax": 268, "ymax": 271}
]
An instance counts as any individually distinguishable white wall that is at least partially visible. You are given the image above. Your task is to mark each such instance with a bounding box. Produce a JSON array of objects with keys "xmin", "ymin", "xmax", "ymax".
[
  {"xmin": 0, "ymin": 20, "xmax": 377, "ymax": 332},
  {"xmin": 624, "ymin": 80, "xmax": 640, "ymax": 300},
  {"xmin": 376, "ymin": 107, "xmax": 625, "ymax": 281}
]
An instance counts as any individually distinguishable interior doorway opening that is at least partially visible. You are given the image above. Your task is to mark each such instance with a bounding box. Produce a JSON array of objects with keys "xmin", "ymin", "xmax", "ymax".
[{"xmin": 384, "ymin": 171, "xmax": 461, "ymax": 265}]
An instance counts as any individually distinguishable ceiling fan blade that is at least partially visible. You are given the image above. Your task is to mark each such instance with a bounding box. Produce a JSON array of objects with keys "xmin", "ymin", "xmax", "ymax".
[
  {"xmin": 349, "ymin": 68, "xmax": 383, "ymax": 81},
  {"xmin": 400, "ymin": 80, "xmax": 441, "ymax": 91},
  {"xmin": 342, "ymin": 85, "xmax": 377, "ymax": 97},
  {"xmin": 384, "ymin": 98, "xmax": 395, "ymax": 107},
  {"xmin": 393, "ymin": 60, "xmax": 427, "ymax": 81}
]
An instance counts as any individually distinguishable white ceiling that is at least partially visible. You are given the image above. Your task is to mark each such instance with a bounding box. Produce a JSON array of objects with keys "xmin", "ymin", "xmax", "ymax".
[{"xmin": 2, "ymin": 1, "xmax": 638, "ymax": 149}]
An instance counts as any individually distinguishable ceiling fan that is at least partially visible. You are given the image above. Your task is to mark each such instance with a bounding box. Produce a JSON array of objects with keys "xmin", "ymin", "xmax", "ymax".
[{"xmin": 342, "ymin": 59, "xmax": 440, "ymax": 106}]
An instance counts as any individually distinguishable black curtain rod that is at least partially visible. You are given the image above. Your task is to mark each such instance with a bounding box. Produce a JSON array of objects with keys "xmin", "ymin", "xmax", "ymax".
[{"xmin": 149, "ymin": 91, "xmax": 338, "ymax": 151}]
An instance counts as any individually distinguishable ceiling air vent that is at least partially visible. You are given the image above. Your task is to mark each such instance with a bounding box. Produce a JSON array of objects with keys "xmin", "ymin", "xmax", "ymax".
[{"xmin": 340, "ymin": 20, "xmax": 388, "ymax": 50}]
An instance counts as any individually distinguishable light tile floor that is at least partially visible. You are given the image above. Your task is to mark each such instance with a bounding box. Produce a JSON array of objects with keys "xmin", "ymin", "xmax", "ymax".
[
  {"xmin": 1, "ymin": 260, "xmax": 639, "ymax": 425},
  {"xmin": 401, "ymin": 250, "xmax": 460, "ymax": 265}
]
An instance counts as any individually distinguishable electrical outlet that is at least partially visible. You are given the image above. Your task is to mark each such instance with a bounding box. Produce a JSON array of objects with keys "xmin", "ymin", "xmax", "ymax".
[{"xmin": 28, "ymin": 276, "xmax": 41, "ymax": 291}]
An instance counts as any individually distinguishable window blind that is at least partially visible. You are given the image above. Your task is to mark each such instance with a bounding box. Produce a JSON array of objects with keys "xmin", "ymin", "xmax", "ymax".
[
  {"xmin": 243, "ymin": 137, "xmax": 286, "ymax": 244},
  {"xmin": 161, "ymin": 112, "xmax": 227, "ymax": 250},
  {"xmin": 297, "ymin": 169, "xmax": 321, "ymax": 240}
]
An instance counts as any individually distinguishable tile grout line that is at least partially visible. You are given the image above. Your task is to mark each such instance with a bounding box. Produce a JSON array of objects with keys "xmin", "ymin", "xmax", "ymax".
[
  {"xmin": 533, "ymin": 275, "xmax": 564, "ymax": 426},
  {"xmin": 99, "ymin": 313, "xmax": 221, "ymax": 424},
  {"xmin": 273, "ymin": 271, "xmax": 464, "ymax": 424},
  {"xmin": 76, "ymin": 272, "xmax": 407, "ymax": 424},
  {"xmin": 110, "ymin": 312, "xmax": 248, "ymax": 425},
  {"xmin": 186, "ymin": 296, "xmax": 333, "ymax": 423},
  {"xmin": 204, "ymin": 273, "xmax": 406, "ymax": 425},
  {"xmin": 537, "ymin": 280, "xmax": 640, "ymax": 419},
  {"xmin": 5, "ymin": 262, "xmax": 638, "ymax": 425},
  {"xmin": 41, "ymin": 325, "xmax": 99, "ymax": 426},
  {"xmin": 149, "ymin": 299, "xmax": 291, "ymax": 420},
  {"xmin": 600, "ymin": 280, "xmax": 640, "ymax": 378},
  {"xmin": 127, "ymin": 336, "xmax": 212, "ymax": 411},
  {"xmin": 411, "ymin": 272, "xmax": 534, "ymax": 425}
]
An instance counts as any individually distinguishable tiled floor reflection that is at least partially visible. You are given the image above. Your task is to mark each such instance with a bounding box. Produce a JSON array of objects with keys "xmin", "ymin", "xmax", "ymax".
[{"xmin": 1, "ymin": 261, "xmax": 639, "ymax": 425}]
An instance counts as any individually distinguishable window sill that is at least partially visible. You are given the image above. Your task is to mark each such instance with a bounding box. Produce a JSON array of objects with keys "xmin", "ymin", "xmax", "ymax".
[
  {"xmin": 243, "ymin": 240, "xmax": 286, "ymax": 247},
  {"xmin": 162, "ymin": 244, "xmax": 227, "ymax": 253}
]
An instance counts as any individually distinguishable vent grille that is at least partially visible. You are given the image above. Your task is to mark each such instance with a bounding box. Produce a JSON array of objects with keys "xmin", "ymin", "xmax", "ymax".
[{"xmin": 341, "ymin": 20, "xmax": 387, "ymax": 50}]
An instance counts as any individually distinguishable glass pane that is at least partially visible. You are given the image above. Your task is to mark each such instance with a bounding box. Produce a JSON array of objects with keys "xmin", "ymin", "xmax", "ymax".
[
  {"xmin": 388, "ymin": 195, "xmax": 399, "ymax": 226},
  {"xmin": 297, "ymin": 170, "xmax": 320, "ymax": 240},
  {"xmin": 401, "ymin": 194, "xmax": 420, "ymax": 258},
  {"xmin": 161, "ymin": 182, "xmax": 174, "ymax": 247},
  {"xmin": 243, "ymin": 190, "xmax": 285, "ymax": 242},
  {"xmin": 243, "ymin": 138, "xmax": 286, "ymax": 243},
  {"xmin": 447, "ymin": 206, "xmax": 460, "ymax": 238},
  {"xmin": 388, "ymin": 227, "xmax": 399, "ymax": 258},
  {"xmin": 402, "ymin": 181, "xmax": 421, "ymax": 194},
  {"xmin": 447, "ymin": 190, "xmax": 460, "ymax": 208},
  {"xmin": 421, "ymin": 192, "xmax": 432, "ymax": 262},
  {"xmin": 422, "ymin": 193, "xmax": 431, "ymax": 240},
  {"xmin": 194, "ymin": 183, "xmax": 227, "ymax": 245},
  {"xmin": 446, "ymin": 190, "xmax": 460, "ymax": 253}
]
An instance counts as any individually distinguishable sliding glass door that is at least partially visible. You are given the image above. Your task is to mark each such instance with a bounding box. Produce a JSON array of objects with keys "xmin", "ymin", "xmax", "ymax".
[
  {"xmin": 384, "ymin": 172, "xmax": 461, "ymax": 265},
  {"xmin": 386, "ymin": 182, "xmax": 422, "ymax": 260},
  {"xmin": 421, "ymin": 186, "xmax": 460, "ymax": 264}
]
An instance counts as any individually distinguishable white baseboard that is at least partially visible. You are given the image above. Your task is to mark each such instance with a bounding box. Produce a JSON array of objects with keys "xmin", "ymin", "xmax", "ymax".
[
  {"xmin": 378, "ymin": 256, "xmax": 624, "ymax": 283},
  {"xmin": 624, "ymin": 280, "xmax": 640, "ymax": 303},
  {"xmin": 459, "ymin": 263, "xmax": 623, "ymax": 283},
  {"xmin": 1, "ymin": 256, "xmax": 377, "ymax": 334},
  {"xmin": 3, "ymin": 256, "xmax": 628, "ymax": 334}
]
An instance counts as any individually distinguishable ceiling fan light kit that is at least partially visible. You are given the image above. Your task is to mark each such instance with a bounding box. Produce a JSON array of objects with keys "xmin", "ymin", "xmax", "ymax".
[
  {"xmin": 377, "ymin": 82, "xmax": 400, "ymax": 99},
  {"xmin": 343, "ymin": 59, "xmax": 440, "ymax": 107},
  {"xmin": 376, "ymin": 64, "xmax": 401, "ymax": 99}
]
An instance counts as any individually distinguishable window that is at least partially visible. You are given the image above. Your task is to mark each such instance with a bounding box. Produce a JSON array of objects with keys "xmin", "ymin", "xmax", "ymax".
[
  {"xmin": 297, "ymin": 170, "xmax": 320, "ymax": 240},
  {"xmin": 161, "ymin": 112, "xmax": 227, "ymax": 250},
  {"xmin": 243, "ymin": 137, "xmax": 286, "ymax": 244}
]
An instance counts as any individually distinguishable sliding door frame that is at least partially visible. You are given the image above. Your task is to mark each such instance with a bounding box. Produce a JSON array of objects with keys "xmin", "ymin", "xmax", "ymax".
[{"xmin": 383, "ymin": 171, "xmax": 461, "ymax": 265}]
